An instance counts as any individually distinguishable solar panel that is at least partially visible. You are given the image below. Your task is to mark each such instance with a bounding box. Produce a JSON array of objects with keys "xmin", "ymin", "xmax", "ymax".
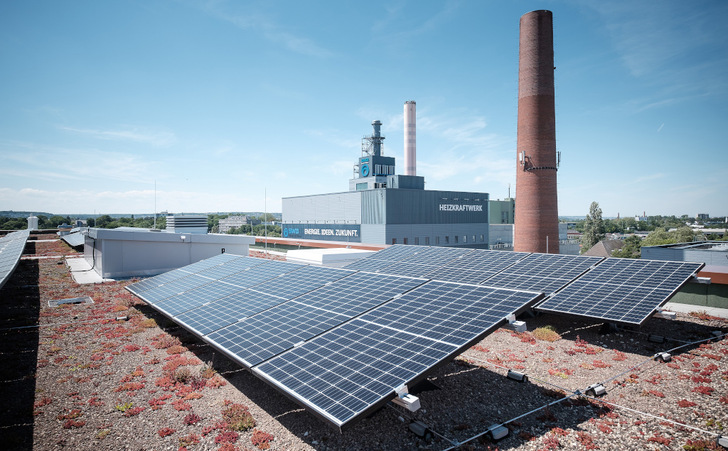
[
  {"xmin": 193, "ymin": 256, "xmax": 268, "ymax": 280},
  {"xmin": 536, "ymin": 258, "xmax": 704, "ymax": 325},
  {"xmin": 175, "ymin": 289, "xmax": 285, "ymax": 335},
  {"xmin": 129, "ymin": 244, "xmax": 706, "ymax": 430},
  {"xmin": 254, "ymin": 281, "xmax": 543, "ymax": 429},
  {"xmin": 176, "ymin": 252, "xmax": 243, "ymax": 274},
  {"xmin": 482, "ymin": 253, "xmax": 603, "ymax": 294},
  {"xmin": 249, "ymin": 265, "xmax": 354, "ymax": 299},
  {"xmin": 423, "ymin": 249, "xmax": 528, "ymax": 284},
  {"xmin": 342, "ymin": 244, "xmax": 421, "ymax": 271},
  {"xmin": 126, "ymin": 253, "xmax": 254, "ymax": 296},
  {"xmin": 0, "ymin": 230, "xmax": 30, "ymax": 290},
  {"xmin": 153, "ymin": 280, "xmax": 247, "ymax": 317},
  {"xmin": 371, "ymin": 261, "xmax": 441, "ymax": 278},
  {"xmin": 126, "ymin": 269, "xmax": 192, "ymax": 296},
  {"xmin": 399, "ymin": 246, "xmax": 470, "ymax": 264},
  {"xmin": 219, "ymin": 260, "xmax": 302, "ymax": 288},
  {"xmin": 137, "ymin": 274, "xmax": 215, "ymax": 305},
  {"xmin": 255, "ymin": 319, "xmax": 457, "ymax": 427},
  {"xmin": 207, "ymin": 272, "xmax": 427, "ymax": 367},
  {"xmin": 358, "ymin": 281, "xmax": 541, "ymax": 346}
]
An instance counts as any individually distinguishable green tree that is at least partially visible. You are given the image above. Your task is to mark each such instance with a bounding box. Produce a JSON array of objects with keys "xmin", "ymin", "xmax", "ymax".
[
  {"xmin": 95, "ymin": 215, "xmax": 113, "ymax": 228},
  {"xmin": 611, "ymin": 235, "xmax": 642, "ymax": 258},
  {"xmin": 580, "ymin": 201, "xmax": 605, "ymax": 254}
]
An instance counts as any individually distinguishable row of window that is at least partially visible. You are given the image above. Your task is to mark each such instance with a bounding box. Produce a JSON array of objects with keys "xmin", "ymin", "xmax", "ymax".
[{"xmin": 392, "ymin": 234, "xmax": 486, "ymax": 245}]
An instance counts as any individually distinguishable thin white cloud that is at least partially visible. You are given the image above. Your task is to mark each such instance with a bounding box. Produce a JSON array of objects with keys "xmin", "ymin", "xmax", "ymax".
[
  {"xmin": 58, "ymin": 125, "xmax": 176, "ymax": 147},
  {"xmin": 197, "ymin": 1, "xmax": 333, "ymax": 58},
  {"xmin": 0, "ymin": 140, "xmax": 158, "ymax": 184},
  {"xmin": 590, "ymin": 1, "xmax": 728, "ymax": 107}
]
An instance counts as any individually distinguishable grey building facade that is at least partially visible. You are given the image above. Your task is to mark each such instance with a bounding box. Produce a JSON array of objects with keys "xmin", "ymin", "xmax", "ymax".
[
  {"xmin": 283, "ymin": 186, "xmax": 489, "ymax": 248},
  {"xmin": 282, "ymin": 119, "xmax": 491, "ymax": 248}
]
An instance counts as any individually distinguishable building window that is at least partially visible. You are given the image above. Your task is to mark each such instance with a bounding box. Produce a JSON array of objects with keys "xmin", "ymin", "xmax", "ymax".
[
  {"xmin": 472, "ymin": 235, "xmax": 476, "ymax": 243},
  {"xmin": 403, "ymin": 237, "xmax": 408, "ymax": 245},
  {"xmin": 414, "ymin": 237, "xmax": 419, "ymax": 245},
  {"xmin": 480, "ymin": 234, "xmax": 484, "ymax": 242},
  {"xmin": 445, "ymin": 236, "xmax": 449, "ymax": 244},
  {"xmin": 435, "ymin": 236, "xmax": 440, "ymax": 245},
  {"xmin": 463, "ymin": 235, "xmax": 467, "ymax": 243},
  {"xmin": 392, "ymin": 238, "xmax": 397, "ymax": 245},
  {"xmin": 425, "ymin": 237, "xmax": 430, "ymax": 245},
  {"xmin": 455, "ymin": 235, "xmax": 459, "ymax": 244}
]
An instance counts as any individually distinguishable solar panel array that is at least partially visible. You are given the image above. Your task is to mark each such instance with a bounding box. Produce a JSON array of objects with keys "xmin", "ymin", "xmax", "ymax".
[
  {"xmin": 255, "ymin": 282, "xmax": 538, "ymax": 427},
  {"xmin": 0, "ymin": 230, "xmax": 30, "ymax": 290},
  {"xmin": 127, "ymin": 244, "xmax": 705, "ymax": 429},
  {"xmin": 536, "ymin": 258, "xmax": 705, "ymax": 325},
  {"xmin": 127, "ymin": 250, "xmax": 544, "ymax": 429}
]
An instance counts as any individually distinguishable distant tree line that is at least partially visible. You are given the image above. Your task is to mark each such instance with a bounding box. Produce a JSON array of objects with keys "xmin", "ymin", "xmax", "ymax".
[{"xmin": 576, "ymin": 201, "xmax": 726, "ymax": 258}]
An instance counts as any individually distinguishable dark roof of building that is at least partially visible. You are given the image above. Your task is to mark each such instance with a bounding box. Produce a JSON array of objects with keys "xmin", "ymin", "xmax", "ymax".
[{"xmin": 583, "ymin": 239, "xmax": 624, "ymax": 257}]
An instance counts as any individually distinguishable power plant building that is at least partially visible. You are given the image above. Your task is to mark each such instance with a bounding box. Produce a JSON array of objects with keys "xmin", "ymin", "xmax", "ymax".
[{"xmin": 282, "ymin": 115, "xmax": 490, "ymax": 247}]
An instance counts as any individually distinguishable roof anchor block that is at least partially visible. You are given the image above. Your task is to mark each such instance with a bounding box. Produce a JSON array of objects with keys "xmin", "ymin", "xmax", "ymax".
[
  {"xmin": 585, "ymin": 383, "xmax": 607, "ymax": 397},
  {"xmin": 505, "ymin": 314, "xmax": 527, "ymax": 333},
  {"xmin": 392, "ymin": 384, "xmax": 420, "ymax": 412}
]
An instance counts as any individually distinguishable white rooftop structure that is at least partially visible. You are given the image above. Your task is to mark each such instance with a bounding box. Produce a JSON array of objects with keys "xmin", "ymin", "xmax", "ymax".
[{"xmin": 84, "ymin": 227, "xmax": 254, "ymax": 279}]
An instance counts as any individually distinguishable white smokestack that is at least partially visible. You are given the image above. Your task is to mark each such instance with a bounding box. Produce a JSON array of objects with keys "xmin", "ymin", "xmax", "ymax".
[{"xmin": 404, "ymin": 100, "xmax": 416, "ymax": 176}]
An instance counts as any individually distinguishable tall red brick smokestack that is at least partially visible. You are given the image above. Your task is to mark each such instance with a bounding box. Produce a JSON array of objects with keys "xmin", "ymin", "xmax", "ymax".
[{"xmin": 514, "ymin": 10, "xmax": 559, "ymax": 253}]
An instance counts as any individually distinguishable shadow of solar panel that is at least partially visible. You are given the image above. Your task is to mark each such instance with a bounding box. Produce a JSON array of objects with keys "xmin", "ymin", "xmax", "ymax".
[
  {"xmin": 254, "ymin": 281, "xmax": 542, "ymax": 429},
  {"xmin": 482, "ymin": 253, "xmax": 602, "ymax": 293},
  {"xmin": 536, "ymin": 258, "xmax": 704, "ymax": 325},
  {"xmin": 175, "ymin": 289, "xmax": 285, "ymax": 335},
  {"xmin": 208, "ymin": 272, "xmax": 426, "ymax": 367}
]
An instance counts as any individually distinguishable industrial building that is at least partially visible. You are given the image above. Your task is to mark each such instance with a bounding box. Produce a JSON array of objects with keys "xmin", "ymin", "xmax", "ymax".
[{"xmin": 282, "ymin": 105, "xmax": 492, "ymax": 248}]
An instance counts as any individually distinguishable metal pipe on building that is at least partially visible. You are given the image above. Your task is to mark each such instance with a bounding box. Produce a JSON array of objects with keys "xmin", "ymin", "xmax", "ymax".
[
  {"xmin": 514, "ymin": 10, "xmax": 559, "ymax": 253},
  {"xmin": 404, "ymin": 100, "xmax": 416, "ymax": 176}
]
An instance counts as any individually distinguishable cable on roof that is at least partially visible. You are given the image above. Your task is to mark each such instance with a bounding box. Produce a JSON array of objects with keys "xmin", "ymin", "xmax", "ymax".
[
  {"xmin": 460, "ymin": 353, "xmax": 575, "ymax": 396},
  {"xmin": 597, "ymin": 331, "xmax": 727, "ymax": 388},
  {"xmin": 385, "ymin": 404, "xmax": 458, "ymax": 447},
  {"xmin": 441, "ymin": 392, "xmax": 581, "ymax": 451},
  {"xmin": 583, "ymin": 394, "xmax": 724, "ymax": 439}
]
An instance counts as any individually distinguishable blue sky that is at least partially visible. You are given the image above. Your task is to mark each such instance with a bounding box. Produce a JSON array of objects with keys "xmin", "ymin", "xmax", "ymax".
[{"xmin": 1, "ymin": 0, "xmax": 726, "ymax": 218}]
